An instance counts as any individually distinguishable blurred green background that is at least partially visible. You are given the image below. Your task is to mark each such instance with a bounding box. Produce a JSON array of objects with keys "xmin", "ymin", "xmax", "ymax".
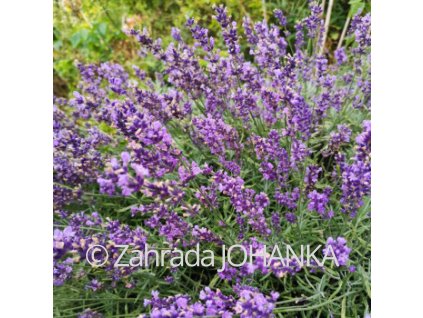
[{"xmin": 53, "ymin": 0, "xmax": 370, "ymax": 97}]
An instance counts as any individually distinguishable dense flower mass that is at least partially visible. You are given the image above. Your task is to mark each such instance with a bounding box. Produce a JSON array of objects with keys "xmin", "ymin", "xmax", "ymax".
[
  {"xmin": 139, "ymin": 287, "xmax": 278, "ymax": 318},
  {"xmin": 54, "ymin": 2, "xmax": 370, "ymax": 317}
]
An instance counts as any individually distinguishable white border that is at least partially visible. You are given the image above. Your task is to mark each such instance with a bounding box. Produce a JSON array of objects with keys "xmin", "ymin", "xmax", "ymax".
[
  {"xmin": 1, "ymin": 0, "xmax": 422, "ymax": 316},
  {"xmin": 373, "ymin": 0, "xmax": 423, "ymax": 317},
  {"xmin": 0, "ymin": 0, "xmax": 52, "ymax": 317}
]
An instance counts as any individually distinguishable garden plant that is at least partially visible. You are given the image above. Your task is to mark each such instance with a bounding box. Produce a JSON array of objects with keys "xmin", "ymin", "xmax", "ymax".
[{"xmin": 53, "ymin": 1, "xmax": 371, "ymax": 317}]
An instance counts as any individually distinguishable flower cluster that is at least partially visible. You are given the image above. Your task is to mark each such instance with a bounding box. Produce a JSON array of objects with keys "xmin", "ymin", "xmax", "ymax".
[
  {"xmin": 192, "ymin": 115, "xmax": 242, "ymax": 158},
  {"xmin": 54, "ymin": 212, "xmax": 148, "ymax": 287},
  {"xmin": 53, "ymin": 101, "xmax": 111, "ymax": 207},
  {"xmin": 140, "ymin": 286, "xmax": 278, "ymax": 318},
  {"xmin": 307, "ymin": 187, "xmax": 333, "ymax": 218},
  {"xmin": 339, "ymin": 120, "xmax": 371, "ymax": 216},
  {"xmin": 323, "ymin": 237, "xmax": 352, "ymax": 266}
]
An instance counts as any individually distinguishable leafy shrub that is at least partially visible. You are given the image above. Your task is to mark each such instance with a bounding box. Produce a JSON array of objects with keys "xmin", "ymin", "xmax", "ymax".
[{"xmin": 54, "ymin": 2, "xmax": 370, "ymax": 317}]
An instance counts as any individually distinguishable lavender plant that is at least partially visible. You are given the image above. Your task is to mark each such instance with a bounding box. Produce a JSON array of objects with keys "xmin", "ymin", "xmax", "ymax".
[{"xmin": 54, "ymin": 2, "xmax": 371, "ymax": 317}]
